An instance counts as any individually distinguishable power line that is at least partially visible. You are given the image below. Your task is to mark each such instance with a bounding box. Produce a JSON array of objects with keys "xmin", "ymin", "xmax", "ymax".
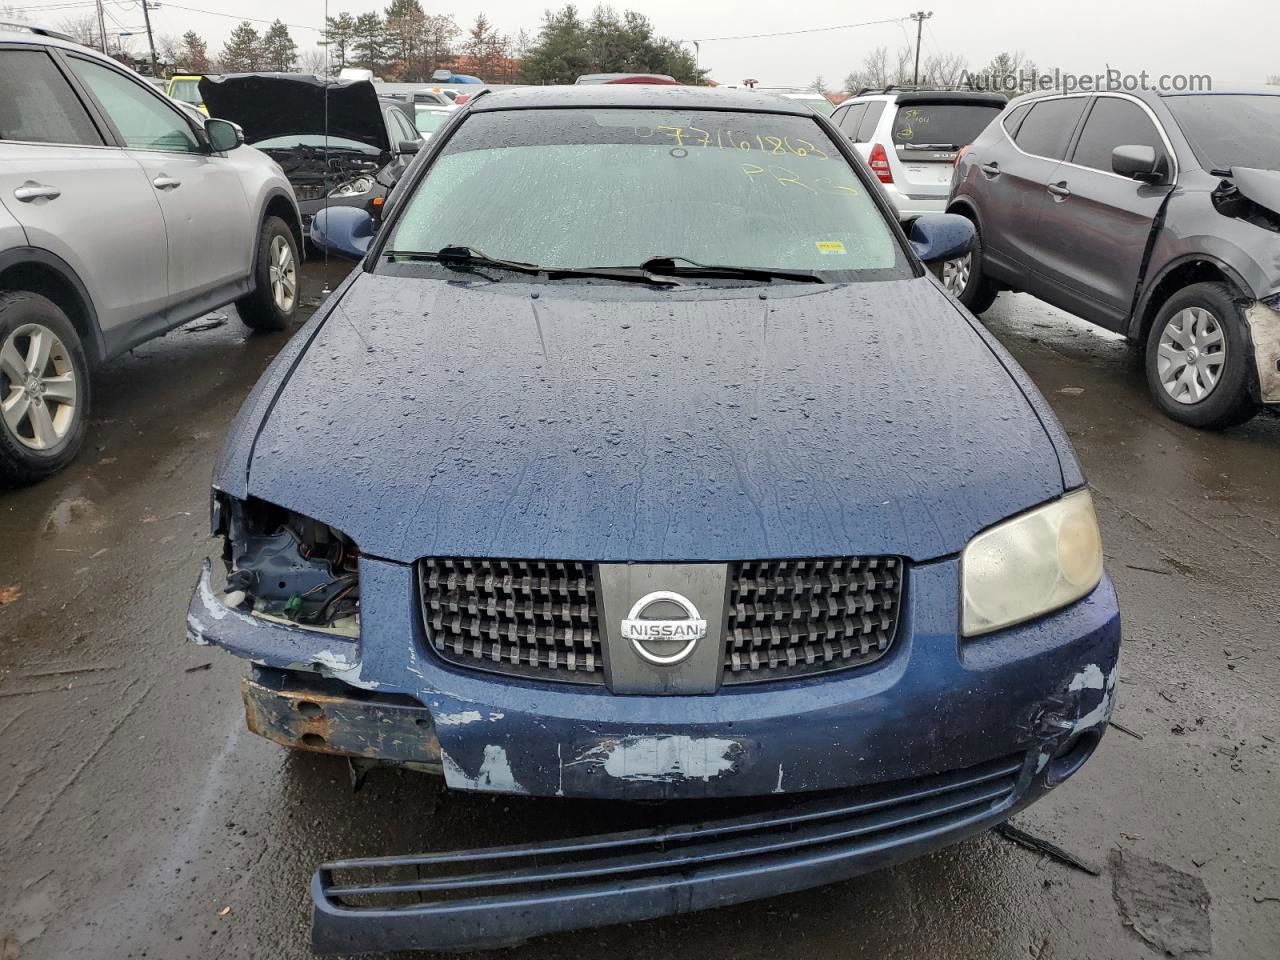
[
  {"xmin": 154, "ymin": 1, "xmax": 322, "ymax": 32},
  {"xmin": 690, "ymin": 15, "xmax": 910, "ymax": 44}
]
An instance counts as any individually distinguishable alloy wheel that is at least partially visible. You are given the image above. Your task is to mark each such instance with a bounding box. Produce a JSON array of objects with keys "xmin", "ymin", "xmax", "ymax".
[
  {"xmin": 0, "ymin": 323, "xmax": 79, "ymax": 451},
  {"xmin": 941, "ymin": 253, "xmax": 971, "ymax": 296},
  {"xmin": 268, "ymin": 235, "xmax": 297, "ymax": 313},
  {"xmin": 1156, "ymin": 307, "xmax": 1226, "ymax": 405}
]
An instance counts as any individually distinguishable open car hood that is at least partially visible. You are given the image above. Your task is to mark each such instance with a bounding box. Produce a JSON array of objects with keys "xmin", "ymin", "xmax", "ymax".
[
  {"xmin": 198, "ymin": 73, "xmax": 389, "ymax": 153},
  {"xmin": 1229, "ymin": 167, "xmax": 1280, "ymax": 217}
]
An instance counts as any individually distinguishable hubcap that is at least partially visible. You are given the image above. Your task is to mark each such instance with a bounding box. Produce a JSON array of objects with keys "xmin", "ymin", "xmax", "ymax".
[
  {"xmin": 1157, "ymin": 307, "xmax": 1226, "ymax": 405},
  {"xmin": 942, "ymin": 253, "xmax": 971, "ymax": 295},
  {"xmin": 0, "ymin": 323, "xmax": 78, "ymax": 451},
  {"xmin": 268, "ymin": 235, "xmax": 297, "ymax": 313}
]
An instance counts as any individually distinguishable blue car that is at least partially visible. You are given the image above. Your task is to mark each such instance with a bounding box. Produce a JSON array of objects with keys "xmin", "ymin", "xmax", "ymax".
[{"xmin": 188, "ymin": 85, "xmax": 1121, "ymax": 954}]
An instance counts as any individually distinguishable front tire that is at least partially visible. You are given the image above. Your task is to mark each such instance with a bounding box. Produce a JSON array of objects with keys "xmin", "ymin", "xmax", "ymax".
[
  {"xmin": 0, "ymin": 291, "xmax": 90, "ymax": 484},
  {"xmin": 1144, "ymin": 282, "xmax": 1257, "ymax": 430},
  {"xmin": 940, "ymin": 222, "xmax": 998, "ymax": 314},
  {"xmin": 236, "ymin": 216, "xmax": 299, "ymax": 332}
]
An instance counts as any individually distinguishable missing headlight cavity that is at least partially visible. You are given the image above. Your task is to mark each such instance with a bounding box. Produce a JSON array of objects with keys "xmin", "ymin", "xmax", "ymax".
[{"xmin": 220, "ymin": 497, "xmax": 360, "ymax": 633}]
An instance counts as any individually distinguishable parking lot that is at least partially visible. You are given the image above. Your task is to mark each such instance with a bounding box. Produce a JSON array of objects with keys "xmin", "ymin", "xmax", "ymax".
[{"xmin": 1, "ymin": 252, "xmax": 1276, "ymax": 959}]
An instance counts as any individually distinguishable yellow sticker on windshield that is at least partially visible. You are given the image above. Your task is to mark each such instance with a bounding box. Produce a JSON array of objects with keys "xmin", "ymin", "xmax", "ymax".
[{"xmin": 815, "ymin": 241, "xmax": 847, "ymax": 255}]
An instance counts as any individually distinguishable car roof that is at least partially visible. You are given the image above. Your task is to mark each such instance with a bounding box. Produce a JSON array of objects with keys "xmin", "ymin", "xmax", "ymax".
[
  {"xmin": 469, "ymin": 84, "xmax": 817, "ymax": 116},
  {"xmin": 846, "ymin": 90, "xmax": 1006, "ymax": 106}
]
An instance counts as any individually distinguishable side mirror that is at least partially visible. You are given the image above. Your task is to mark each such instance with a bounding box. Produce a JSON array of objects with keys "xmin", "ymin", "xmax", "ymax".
[
  {"xmin": 908, "ymin": 214, "xmax": 975, "ymax": 264},
  {"xmin": 1112, "ymin": 144, "xmax": 1162, "ymax": 182},
  {"xmin": 205, "ymin": 117, "xmax": 243, "ymax": 152},
  {"xmin": 310, "ymin": 206, "xmax": 375, "ymax": 259},
  {"xmin": 398, "ymin": 139, "xmax": 421, "ymax": 156}
]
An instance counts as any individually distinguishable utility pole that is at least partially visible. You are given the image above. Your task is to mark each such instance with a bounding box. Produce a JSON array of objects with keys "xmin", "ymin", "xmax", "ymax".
[
  {"xmin": 141, "ymin": 0, "xmax": 159, "ymax": 78},
  {"xmin": 910, "ymin": 10, "xmax": 933, "ymax": 86},
  {"xmin": 94, "ymin": 0, "xmax": 108, "ymax": 53}
]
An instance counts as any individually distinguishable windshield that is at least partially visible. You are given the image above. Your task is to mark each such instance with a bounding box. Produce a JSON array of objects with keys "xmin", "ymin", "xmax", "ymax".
[
  {"xmin": 891, "ymin": 102, "xmax": 1002, "ymax": 147},
  {"xmin": 1164, "ymin": 94, "xmax": 1280, "ymax": 171},
  {"xmin": 170, "ymin": 78, "xmax": 200, "ymax": 103},
  {"xmin": 414, "ymin": 108, "xmax": 450, "ymax": 134},
  {"xmin": 386, "ymin": 108, "xmax": 908, "ymax": 282},
  {"xmin": 249, "ymin": 134, "xmax": 380, "ymax": 153}
]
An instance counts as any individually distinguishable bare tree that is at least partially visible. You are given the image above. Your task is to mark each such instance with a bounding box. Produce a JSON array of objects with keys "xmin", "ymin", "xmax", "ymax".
[
  {"xmin": 297, "ymin": 46, "xmax": 329, "ymax": 77},
  {"xmin": 58, "ymin": 14, "xmax": 101, "ymax": 48},
  {"xmin": 921, "ymin": 52, "xmax": 968, "ymax": 87},
  {"xmin": 1268, "ymin": 74, "xmax": 1280, "ymax": 85}
]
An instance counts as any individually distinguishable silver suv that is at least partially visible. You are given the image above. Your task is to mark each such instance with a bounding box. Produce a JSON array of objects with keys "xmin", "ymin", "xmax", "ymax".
[
  {"xmin": 0, "ymin": 26, "xmax": 302, "ymax": 483},
  {"xmin": 830, "ymin": 89, "xmax": 1006, "ymax": 221}
]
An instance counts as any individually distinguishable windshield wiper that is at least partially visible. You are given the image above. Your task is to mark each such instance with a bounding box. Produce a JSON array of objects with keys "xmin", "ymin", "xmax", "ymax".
[
  {"xmin": 383, "ymin": 247, "xmax": 682, "ymax": 286},
  {"xmin": 384, "ymin": 245, "xmax": 545, "ymax": 276},
  {"xmin": 634, "ymin": 256, "xmax": 825, "ymax": 284}
]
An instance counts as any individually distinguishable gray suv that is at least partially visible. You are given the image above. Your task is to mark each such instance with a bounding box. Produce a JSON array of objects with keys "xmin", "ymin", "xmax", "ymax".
[
  {"xmin": 948, "ymin": 88, "xmax": 1280, "ymax": 429},
  {"xmin": 0, "ymin": 26, "xmax": 302, "ymax": 482}
]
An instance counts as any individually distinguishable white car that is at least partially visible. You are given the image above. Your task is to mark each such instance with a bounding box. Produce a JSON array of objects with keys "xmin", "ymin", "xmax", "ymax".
[{"xmin": 830, "ymin": 90, "xmax": 1006, "ymax": 221}]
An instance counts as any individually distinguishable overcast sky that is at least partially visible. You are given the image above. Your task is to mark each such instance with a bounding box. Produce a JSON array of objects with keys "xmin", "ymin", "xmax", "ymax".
[{"xmin": 39, "ymin": 0, "xmax": 1280, "ymax": 88}]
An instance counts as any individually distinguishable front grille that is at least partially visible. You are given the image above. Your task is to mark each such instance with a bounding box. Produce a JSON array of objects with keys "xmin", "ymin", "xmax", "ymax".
[
  {"xmin": 420, "ymin": 559, "xmax": 603, "ymax": 683},
  {"xmin": 420, "ymin": 556, "xmax": 903, "ymax": 686},
  {"xmin": 723, "ymin": 557, "xmax": 903, "ymax": 683},
  {"xmin": 294, "ymin": 184, "xmax": 327, "ymax": 202}
]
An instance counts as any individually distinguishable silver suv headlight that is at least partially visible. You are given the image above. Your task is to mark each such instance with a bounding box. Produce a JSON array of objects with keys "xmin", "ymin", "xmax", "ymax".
[
  {"xmin": 329, "ymin": 176, "xmax": 374, "ymax": 198},
  {"xmin": 961, "ymin": 488, "xmax": 1104, "ymax": 637}
]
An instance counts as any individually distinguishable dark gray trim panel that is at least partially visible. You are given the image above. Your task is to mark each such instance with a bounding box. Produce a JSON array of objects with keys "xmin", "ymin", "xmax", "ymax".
[{"xmin": 0, "ymin": 245, "xmax": 107, "ymax": 364}]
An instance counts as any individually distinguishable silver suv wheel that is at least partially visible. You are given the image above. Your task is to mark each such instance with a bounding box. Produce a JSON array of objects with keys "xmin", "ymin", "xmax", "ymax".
[
  {"xmin": 269, "ymin": 234, "xmax": 297, "ymax": 312},
  {"xmin": 941, "ymin": 253, "xmax": 971, "ymax": 296},
  {"xmin": 1156, "ymin": 306, "xmax": 1226, "ymax": 405},
  {"xmin": 0, "ymin": 322, "xmax": 79, "ymax": 450}
]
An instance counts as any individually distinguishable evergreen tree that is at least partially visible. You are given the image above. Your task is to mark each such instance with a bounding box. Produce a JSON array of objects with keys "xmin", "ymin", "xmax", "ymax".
[
  {"xmin": 179, "ymin": 31, "xmax": 210, "ymax": 73},
  {"xmin": 384, "ymin": 0, "xmax": 426, "ymax": 78},
  {"xmin": 323, "ymin": 12, "xmax": 357, "ymax": 70},
  {"xmin": 519, "ymin": 5, "xmax": 589, "ymax": 84},
  {"xmin": 220, "ymin": 21, "xmax": 262, "ymax": 72},
  {"xmin": 520, "ymin": 6, "xmax": 704, "ymax": 85},
  {"xmin": 261, "ymin": 20, "xmax": 298, "ymax": 72},
  {"xmin": 352, "ymin": 12, "xmax": 385, "ymax": 72}
]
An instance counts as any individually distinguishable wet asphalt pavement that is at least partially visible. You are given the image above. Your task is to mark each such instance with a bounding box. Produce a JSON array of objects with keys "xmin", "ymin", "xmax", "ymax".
[{"xmin": 1, "ymin": 258, "xmax": 1277, "ymax": 960}]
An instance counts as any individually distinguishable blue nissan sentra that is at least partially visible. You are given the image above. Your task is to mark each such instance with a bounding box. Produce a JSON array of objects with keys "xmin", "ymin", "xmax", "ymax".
[{"xmin": 188, "ymin": 85, "xmax": 1121, "ymax": 954}]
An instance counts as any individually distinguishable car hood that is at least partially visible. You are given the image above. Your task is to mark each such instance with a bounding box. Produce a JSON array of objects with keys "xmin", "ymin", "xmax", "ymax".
[
  {"xmin": 198, "ymin": 73, "xmax": 389, "ymax": 152},
  {"xmin": 1229, "ymin": 166, "xmax": 1280, "ymax": 216},
  {"xmin": 245, "ymin": 274, "xmax": 1065, "ymax": 563}
]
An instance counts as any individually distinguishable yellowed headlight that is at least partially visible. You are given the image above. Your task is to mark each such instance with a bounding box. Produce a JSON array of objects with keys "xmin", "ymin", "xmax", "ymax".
[{"xmin": 962, "ymin": 489, "xmax": 1104, "ymax": 637}]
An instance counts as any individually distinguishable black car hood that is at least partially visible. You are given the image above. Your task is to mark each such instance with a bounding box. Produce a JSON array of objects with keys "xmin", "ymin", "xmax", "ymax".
[
  {"xmin": 1229, "ymin": 167, "xmax": 1280, "ymax": 216},
  {"xmin": 199, "ymin": 73, "xmax": 389, "ymax": 153},
  {"xmin": 244, "ymin": 274, "xmax": 1065, "ymax": 564}
]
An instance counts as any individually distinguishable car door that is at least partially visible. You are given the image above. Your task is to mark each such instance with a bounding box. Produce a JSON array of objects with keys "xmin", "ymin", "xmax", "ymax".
[
  {"xmin": 0, "ymin": 45, "xmax": 169, "ymax": 337},
  {"xmin": 978, "ymin": 95, "xmax": 1090, "ymax": 279},
  {"xmin": 1031, "ymin": 94, "xmax": 1175, "ymax": 330},
  {"xmin": 62, "ymin": 53, "xmax": 253, "ymax": 308}
]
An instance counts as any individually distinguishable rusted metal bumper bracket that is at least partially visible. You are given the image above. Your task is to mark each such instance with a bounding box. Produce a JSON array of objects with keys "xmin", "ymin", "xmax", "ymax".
[{"xmin": 242, "ymin": 667, "xmax": 442, "ymax": 771}]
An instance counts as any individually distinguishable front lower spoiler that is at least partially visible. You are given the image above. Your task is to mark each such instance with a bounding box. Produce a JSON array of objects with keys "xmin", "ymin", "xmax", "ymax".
[{"xmin": 311, "ymin": 750, "xmax": 1045, "ymax": 954}]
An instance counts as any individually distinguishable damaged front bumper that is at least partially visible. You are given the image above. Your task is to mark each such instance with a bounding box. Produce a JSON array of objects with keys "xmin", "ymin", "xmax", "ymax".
[
  {"xmin": 189, "ymin": 554, "xmax": 1120, "ymax": 953},
  {"xmin": 1245, "ymin": 295, "xmax": 1280, "ymax": 404}
]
